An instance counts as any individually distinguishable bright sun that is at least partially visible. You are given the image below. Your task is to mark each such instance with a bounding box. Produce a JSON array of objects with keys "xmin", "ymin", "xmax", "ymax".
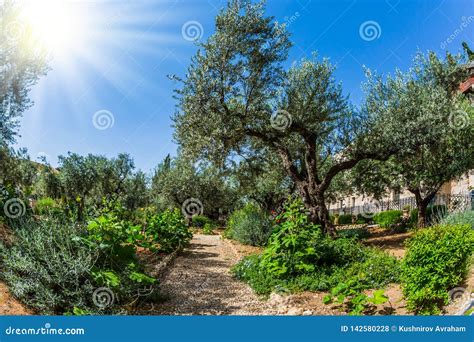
[{"xmin": 21, "ymin": 0, "xmax": 83, "ymax": 53}]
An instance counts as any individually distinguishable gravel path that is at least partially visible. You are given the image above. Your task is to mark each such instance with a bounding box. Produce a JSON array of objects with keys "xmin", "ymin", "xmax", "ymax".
[{"xmin": 150, "ymin": 234, "xmax": 277, "ymax": 315}]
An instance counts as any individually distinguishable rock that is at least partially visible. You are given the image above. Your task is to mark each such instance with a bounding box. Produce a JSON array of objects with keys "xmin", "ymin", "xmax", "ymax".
[
  {"xmin": 302, "ymin": 310, "xmax": 313, "ymax": 316},
  {"xmin": 269, "ymin": 293, "xmax": 283, "ymax": 304},
  {"xmin": 287, "ymin": 308, "xmax": 303, "ymax": 316}
]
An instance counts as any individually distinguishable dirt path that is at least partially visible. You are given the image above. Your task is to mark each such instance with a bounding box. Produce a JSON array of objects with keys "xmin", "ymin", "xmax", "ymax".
[{"xmin": 147, "ymin": 234, "xmax": 278, "ymax": 315}]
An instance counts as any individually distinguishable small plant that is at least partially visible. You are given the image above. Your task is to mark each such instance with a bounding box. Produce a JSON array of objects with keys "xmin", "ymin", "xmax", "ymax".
[
  {"xmin": 226, "ymin": 204, "xmax": 273, "ymax": 246},
  {"xmin": 337, "ymin": 227, "xmax": 370, "ymax": 240},
  {"xmin": 337, "ymin": 214, "xmax": 353, "ymax": 225},
  {"xmin": 373, "ymin": 210, "xmax": 402, "ymax": 228},
  {"xmin": 324, "ymin": 286, "xmax": 389, "ymax": 315},
  {"xmin": 191, "ymin": 215, "xmax": 214, "ymax": 228},
  {"xmin": 34, "ymin": 197, "xmax": 61, "ymax": 217},
  {"xmin": 401, "ymin": 224, "xmax": 474, "ymax": 314},
  {"xmin": 146, "ymin": 209, "xmax": 192, "ymax": 253},
  {"xmin": 202, "ymin": 223, "xmax": 214, "ymax": 235},
  {"xmin": 441, "ymin": 210, "xmax": 474, "ymax": 229}
]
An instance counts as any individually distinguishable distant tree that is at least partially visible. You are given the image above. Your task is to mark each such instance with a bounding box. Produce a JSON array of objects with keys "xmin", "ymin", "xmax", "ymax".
[
  {"xmin": 54, "ymin": 153, "xmax": 139, "ymax": 221},
  {"xmin": 151, "ymin": 154, "xmax": 237, "ymax": 220},
  {"xmin": 121, "ymin": 171, "xmax": 150, "ymax": 212},
  {"xmin": 232, "ymin": 150, "xmax": 293, "ymax": 212},
  {"xmin": 0, "ymin": 147, "xmax": 37, "ymax": 195}
]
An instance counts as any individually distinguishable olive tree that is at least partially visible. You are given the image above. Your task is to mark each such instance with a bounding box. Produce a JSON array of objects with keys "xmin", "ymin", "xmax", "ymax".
[
  {"xmin": 151, "ymin": 154, "xmax": 237, "ymax": 220},
  {"xmin": 353, "ymin": 52, "xmax": 474, "ymax": 226},
  {"xmin": 173, "ymin": 1, "xmax": 397, "ymax": 234},
  {"xmin": 1, "ymin": 0, "xmax": 48, "ymax": 147}
]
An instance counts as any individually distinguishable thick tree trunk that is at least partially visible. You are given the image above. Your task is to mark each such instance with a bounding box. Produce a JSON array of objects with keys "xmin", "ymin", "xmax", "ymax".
[
  {"xmin": 297, "ymin": 183, "xmax": 335, "ymax": 237},
  {"xmin": 412, "ymin": 189, "xmax": 437, "ymax": 228},
  {"xmin": 417, "ymin": 202, "xmax": 427, "ymax": 228},
  {"xmin": 77, "ymin": 197, "xmax": 85, "ymax": 222}
]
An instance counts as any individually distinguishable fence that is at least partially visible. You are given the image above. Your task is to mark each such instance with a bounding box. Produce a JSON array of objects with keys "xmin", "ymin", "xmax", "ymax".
[{"xmin": 329, "ymin": 193, "xmax": 474, "ymax": 216}]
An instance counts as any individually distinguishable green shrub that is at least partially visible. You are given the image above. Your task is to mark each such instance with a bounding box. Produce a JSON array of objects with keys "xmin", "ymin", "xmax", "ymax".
[
  {"xmin": 401, "ymin": 224, "xmax": 474, "ymax": 314},
  {"xmin": 227, "ymin": 204, "xmax": 272, "ymax": 246},
  {"xmin": 355, "ymin": 214, "xmax": 370, "ymax": 224},
  {"xmin": 202, "ymin": 223, "xmax": 214, "ymax": 235},
  {"xmin": 147, "ymin": 209, "xmax": 192, "ymax": 253},
  {"xmin": 337, "ymin": 214, "xmax": 353, "ymax": 225},
  {"xmin": 337, "ymin": 227, "xmax": 370, "ymax": 240},
  {"xmin": 426, "ymin": 205, "xmax": 448, "ymax": 224},
  {"xmin": 191, "ymin": 215, "xmax": 214, "ymax": 228},
  {"xmin": 232, "ymin": 199, "xmax": 399, "ymax": 301},
  {"xmin": 34, "ymin": 197, "xmax": 59, "ymax": 216},
  {"xmin": 441, "ymin": 210, "xmax": 474, "ymax": 229},
  {"xmin": 231, "ymin": 254, "xmax": 279, "ymax": 296},
  {"xmin": 0, "ymin": 219, "xmax": 159, "ymax": 315},
  {"xmin": 373, "ymin": 210, "xmax": 402, "ymax": 228}
]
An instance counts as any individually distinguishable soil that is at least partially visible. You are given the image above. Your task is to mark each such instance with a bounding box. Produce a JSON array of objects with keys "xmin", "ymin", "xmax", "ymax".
[
  {"xmin": 0, "ymin": 282, "xmax": 31, "ymax": 315},
  {"xmin": 363, "ymin": 227, "xmax": 412, "ymax": 258}
]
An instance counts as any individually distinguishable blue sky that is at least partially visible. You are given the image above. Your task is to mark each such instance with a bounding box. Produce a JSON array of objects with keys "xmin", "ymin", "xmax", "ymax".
[{"xmin": 17, "ymin": 0, "xmax": 474, "ymax": 172}]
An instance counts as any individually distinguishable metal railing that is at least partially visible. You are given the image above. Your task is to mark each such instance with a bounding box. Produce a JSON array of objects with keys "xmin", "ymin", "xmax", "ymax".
[{"xmin": 329, "ymin": 193, "xmax": 473, "ymax": 216}]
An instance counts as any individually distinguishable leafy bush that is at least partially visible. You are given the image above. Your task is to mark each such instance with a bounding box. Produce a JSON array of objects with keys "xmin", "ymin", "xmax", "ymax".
[
  {"xmin": 146, "ymin": 209, "xmax": 192, "ymax": 253},
  {"xmin": 401, "ymin": 224, "xmax": 474, "ymax": 314},
  {"xmin": 441, "ymin": 210, "xmax": 474, "ymax": 229},
  {"xmin": 226, "ymin": 204, "xmax": 273, "ymax": 246},
  {"xmin": 337, "ymin": 214, "xmax": 353, "ymax": 225},
  {"xmin": 373, "ymin": 210, "xmax": 402, "ymax": 228},
  {"xmin": 191, "ymin": 215, "xmax": 214, "ymax": 228},
  {"xmin": 426, "ymin": 205, "xmax": 448, "ymax": 224},
  {"xmin": 34, "ymin": 197, "xmax": 60, "ymax": 216},
  {"xmin": 355, "ymin": 214, "xmax": 371, "ymax": 224},
  {"xmin": 337, "ymin": 227, "xmax": 370, "ymax": 240},
  {"xmin": 202, "ymin": 223, "xmax": 214, "ymax": 235},
  {"xmin": 231, "ymin": 254, "xmax": 279, "ymax": 296},
  {"xmin": 232, "ymin": 199, "xmax": 399, "ymax": 303},
  {"xmin": 0, "ymin": 219, "xmax": 159, "ymax": 315}
]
